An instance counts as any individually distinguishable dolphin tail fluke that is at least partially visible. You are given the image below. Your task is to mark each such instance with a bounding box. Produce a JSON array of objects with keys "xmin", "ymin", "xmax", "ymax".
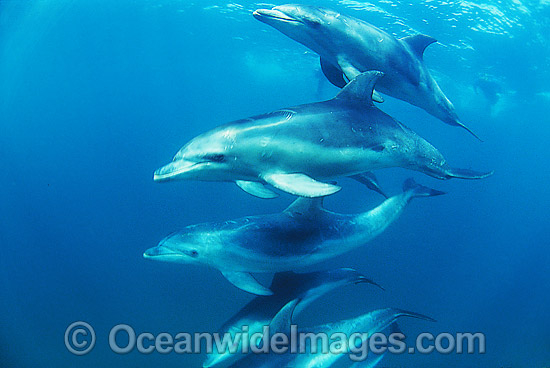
[
  {"xmin": 355, "ymin": 274, "xmax": 385, "ymax": 290},
  {"xmin": 373, "ymin": 308, "xmax": 436, "ymax": 325},
  {"xmin": 403, "ymin": 178, "xmax": 446, "ymax": 198},
  {"xmin": 350, "ymin": 172, "xmax": 388, "ymax": 198},
  {"xmin": 391, "ymin": 308, "xmax": 437, "ymax": 323},
  {"xmin": 455, "ymin": 120, "xmax": 483, "ymax": 141},
  {"xmin": 445, "ymin": 168, "xmax": 494, "ymax": 180}
]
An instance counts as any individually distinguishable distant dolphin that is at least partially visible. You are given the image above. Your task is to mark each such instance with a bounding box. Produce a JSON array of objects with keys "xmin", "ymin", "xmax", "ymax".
[
  {"xmin": 204, "ymin": 268, "xmax": 380, "ymax": 367},
  {"xmin": 228, "ymin": 299, "xmax": 434, "ymax": 367},
  {"xmin": 153, "ymin": 71, "xmax": 492, "ymax": 198},
  {"xmin": 474, "ymin": 76, "xmax": 503, "ymax": 105},
  {"xmin": 253, "ymin": 4, "xmax": 479, "ymax": 139},
  {"xmin": 144, "ymin": 178, "xmax": 443, "ymax": 295}
]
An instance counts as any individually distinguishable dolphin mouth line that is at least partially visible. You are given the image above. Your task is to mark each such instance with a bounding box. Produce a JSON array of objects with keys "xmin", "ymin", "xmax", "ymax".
[
  {"xmin": 253, "ymin": 9, "xmax": 301, "ymax": 23},
  {"xmin": 143, "ymin": 249, "xmax": 184, "ymax": 259},
  {"xmin": 153, "ymin": 161, "xmax": 209, "ymax": 181},
  {"xmin": 144, "ymin": 252, "xmax": 178, "ymax": 258}
]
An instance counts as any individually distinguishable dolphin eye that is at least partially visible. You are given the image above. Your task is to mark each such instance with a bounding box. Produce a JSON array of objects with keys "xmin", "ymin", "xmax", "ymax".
[
  {"xmin": 189, "ymin": 250, "xmax": 199, "ymax": 258},
  {"xmin": 203, "ymin": 154, "xmax": 225, "ymax": 163}
]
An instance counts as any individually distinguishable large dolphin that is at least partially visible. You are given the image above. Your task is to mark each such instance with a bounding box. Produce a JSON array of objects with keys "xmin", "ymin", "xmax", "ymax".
[
  {"xmin": 253, "ymin": 4, "xmax": 479, "ymax": 138},
  {"xmin": 227, "ymin": 299, "xmax": 434, "ymax": 367},
  {"xmin": 144, "ymin": 178, "xmax": 443, "ymax": 296},
  {"xmin": 204, "ymin": 269, "xmax": 381, "ymax": 367},
  {"xmin": 153, "ymin": 71, "xmax": 492, "ymax": 198}
]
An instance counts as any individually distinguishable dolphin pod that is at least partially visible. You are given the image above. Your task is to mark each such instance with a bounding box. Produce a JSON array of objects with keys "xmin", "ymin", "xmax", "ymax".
[
  {"xmin": 146, "ymin": 4, "xmax": 492, "ymax": 367},
  {"xmin": 153, "ymin": 71, "xmax": 492, "ymax": 198},
  {"xmin": 253, "ymin": 4, "xmax": 479, "ymax": 139},
  {"xmin": 203, "ymin": 269, "xmax": 381, "ymax": 367}
]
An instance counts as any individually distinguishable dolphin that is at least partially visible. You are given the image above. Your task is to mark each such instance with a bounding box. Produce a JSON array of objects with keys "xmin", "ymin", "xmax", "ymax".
[
  {"xmin": 153, "ymin": 71, "xmax": 492, "ymax": 198},
  {"xmin": 144, "ymin": 178, "xmax": 444, "ymax": 296},
  {"xmin": 253, "ymin": 4, "xmax": 479, "ymax": 139},
  {"xmin": 204, "ymin": 268, "xmax": 381, "ymax": 367},
  {"xmin": 227, "ymin": 299, "xmax": 434, "ymax": 367},
  {"xmin": 474, "ymin": 75, "xmax": 504, "ymax": 105}
]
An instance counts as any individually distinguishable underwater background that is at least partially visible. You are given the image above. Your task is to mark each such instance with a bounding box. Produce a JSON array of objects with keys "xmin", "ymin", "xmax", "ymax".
[{"xmin": 1, "ymin": 0, "xmax": 549, "ymax": 367}]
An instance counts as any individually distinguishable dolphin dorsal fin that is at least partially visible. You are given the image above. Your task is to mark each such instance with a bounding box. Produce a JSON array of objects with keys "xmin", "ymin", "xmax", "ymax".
[
  {"xmin": 284, "ymin": 196, "xmax": 325, "ymax": 216},
  {"xmin": 334, "ymin": 71, "xmax": 384, "ymax": 106},
  {"xmin": 269, "ymin": 299, "xmax": 300, "ymax": 336},
  {"xmin": 400, "ymin": 34, "xmax": 437, "ymax": 59}
]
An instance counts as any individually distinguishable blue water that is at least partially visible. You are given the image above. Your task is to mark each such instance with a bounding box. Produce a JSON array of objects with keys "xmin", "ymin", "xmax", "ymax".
[{"xmin": 1, "ymin": 0, "xmax": 549, "ymax": 367}]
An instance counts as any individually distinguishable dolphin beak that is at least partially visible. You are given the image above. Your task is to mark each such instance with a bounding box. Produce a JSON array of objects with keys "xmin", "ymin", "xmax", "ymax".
[
  {"xmin": 143, "ymin": 246, "xmax": 183, "ymax": 261},
  {"xmin": 253, "ymin": 9, "xmax": 299, "ymax": 23},
  {"xmin": 143, "ymin": 246, "xmax": 167, "ymax": 258},
  {"xmin": 153, "ymin": 160, "xmax": 200, "ymax": 182}
]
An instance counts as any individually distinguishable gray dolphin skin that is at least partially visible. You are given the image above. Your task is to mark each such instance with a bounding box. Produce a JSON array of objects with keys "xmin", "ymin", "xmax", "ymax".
[
  {"xmin": 253, "ymin": 4, "xmax": 479, "ymax": 139},
  {"xmin": 153, "ymin": 71, "xmax": 492, "ymax": 198},
  {"xmin": 204, "ymin": 269, "xmax": 381, "ymax": 368},
  {"xmin": 227, "ymin": 299, "xmax": 434, "ymax": 367},
  {"xmin": 143, "ymin": 178, "xmax": 444, "ymax": 296}
]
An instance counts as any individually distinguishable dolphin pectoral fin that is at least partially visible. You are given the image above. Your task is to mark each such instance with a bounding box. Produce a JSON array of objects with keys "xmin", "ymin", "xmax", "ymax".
[
  {"xmin": 335, "ymin": 70, "xmax": 384, "ymax": 106},
  {"xmin": 372, "ymin": 90, "xmax": 384, "ymax": 103},
  {"xmin": 349, "ymin": 172, "xmax": 388, "ymax": 198},
  {"xmin": 400, "ymin": 34, "xmax": 437, "ymax": 59},
  {"xmin": 320, "ymin": 57, "xmax": 347, "ymax": 88},
  {"xmin": 221, "ymin": 271, "xmax": 273, "ymax": 296},
  {"xmin": 445, "ymin": 168, "xmax": 494, "ymax": 180},
  {"xmin": 338, "ymin": 61, "xmax": 360, "ymax": 81},
  {"xmin": 235, "ymin": 180, "xmax": 278, "ymax": 199},
  {"xmin": 263, "ymin": 173, "xmax": 341, "ymax": 198}
]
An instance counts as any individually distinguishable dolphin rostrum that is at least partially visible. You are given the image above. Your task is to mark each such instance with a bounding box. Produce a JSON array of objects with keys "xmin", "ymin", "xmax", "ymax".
[
  {"xmin": 227, "ymin": 299, "xmax": 434, "ymax": 367},
  {"xmin": 253, "ymin": 4, "xmax": 479, "ymax": 138},
  {"xmin": 154, "ymin": 71, "xmax": 492, "ymax": 198},
  {"xmin": 144, "ymin": 178, "xmax": 444, "ymax": 295},
  {"xmin": 204, "ymin": 268, "xmax": 381, "ymax": 367}
]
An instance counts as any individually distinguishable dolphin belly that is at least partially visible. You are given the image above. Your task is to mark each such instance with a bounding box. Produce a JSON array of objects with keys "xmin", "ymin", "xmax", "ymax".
[{"xmin": 260, "ymin": 137, "xmax": 394, "ymax": 178}]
